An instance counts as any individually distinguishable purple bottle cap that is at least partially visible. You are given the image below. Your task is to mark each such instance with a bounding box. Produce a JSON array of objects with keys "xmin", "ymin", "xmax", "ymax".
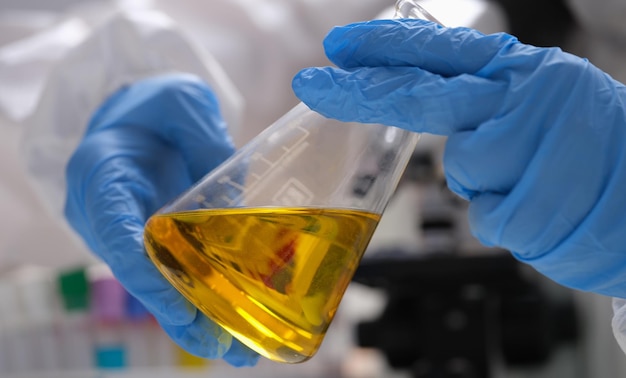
[{"xmin": 89, "ymin": 265, "xmax": 126, "ymax": 324}]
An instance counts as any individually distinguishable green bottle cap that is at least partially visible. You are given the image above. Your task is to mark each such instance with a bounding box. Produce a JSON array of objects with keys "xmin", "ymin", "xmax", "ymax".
[{"xmin": 58, "ymin": 267, "xmax": 90, "ymax": 312}]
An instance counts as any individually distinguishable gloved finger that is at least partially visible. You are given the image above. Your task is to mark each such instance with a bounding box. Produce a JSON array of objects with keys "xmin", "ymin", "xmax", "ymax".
[
  {"xmin": 442, "ymin": 114, "xmax": 544, "ymax": 199},
  {"xmin": 466, "ymin": 191, "xmax": 565, "ymax": 262},
  {"xmin": 83, "ymin": 187, "xmax": 198, "ymax": 326},
  {"xmin": 159, "ymin": 311, "xmax": 233, "ymax": 360},
  {"xmin": 467, "ymin": 126, "xmax": 609, "ymax": 259},
  {"xmin": 97, "ymin": 217, "xmax": 199, "ymax": 327},
  {"xmin": 222, "ymin": 339, "xmax": 261, "ymax": 367},
  {"xmin": 468, "ymin": 191, "xmax": 574, "ymax": 259},
  {"xmin": 90, "ymin": 74, "xmax": 235, "ymax": 182},
  {"xmin": 322, "ymin": 19, "xmax": 517, "ymax": 77},
  {"xmin": 466, "ymin": 190, "xmax": 626, "ymax": 296},
  {"xmin": 292, "ymin": 65, "xmax": 506, "ymax": 135},
  {"xmin": 159, "ymin": 312, "xmax": 259, "ymax": 366},
  {"xmin": 66, "ymin": 132, "xmax": 198, "ymax": 326}
]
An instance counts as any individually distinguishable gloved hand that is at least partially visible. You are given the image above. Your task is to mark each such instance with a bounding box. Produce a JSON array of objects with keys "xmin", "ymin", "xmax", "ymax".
[
  {"xmin": 292, "ymin": 19, "xmax": 626, "ymax": 298},
  {"xmin": 65, "ymin": 73, "xmax": 259, "ymax": 366}
]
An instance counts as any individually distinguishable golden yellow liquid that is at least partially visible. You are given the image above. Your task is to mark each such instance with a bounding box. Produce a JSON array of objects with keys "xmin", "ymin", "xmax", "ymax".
[{"xmin": 143, "ymin": 207, "xmax": 380, "ymax": 363}]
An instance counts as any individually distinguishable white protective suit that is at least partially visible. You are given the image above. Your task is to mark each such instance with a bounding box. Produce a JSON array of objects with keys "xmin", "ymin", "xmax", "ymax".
[{"xmin": 1, "ymin": 0, "xmax": 626, "ymax": 375}]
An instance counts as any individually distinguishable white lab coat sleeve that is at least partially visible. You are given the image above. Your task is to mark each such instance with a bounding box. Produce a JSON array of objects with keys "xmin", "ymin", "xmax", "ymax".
[
  {"xmin": 612, "ymin": 298, "xmax": 626, "ymax": 352},
  {"xmin": 18, "ymin": 8, "xmax": 243, "ymax": 217}
]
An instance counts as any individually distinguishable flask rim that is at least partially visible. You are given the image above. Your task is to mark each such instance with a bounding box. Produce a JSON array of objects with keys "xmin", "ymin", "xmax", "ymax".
[{"xmin": 394, "ymin": 0, "xmax": 441, "ymax": 23}]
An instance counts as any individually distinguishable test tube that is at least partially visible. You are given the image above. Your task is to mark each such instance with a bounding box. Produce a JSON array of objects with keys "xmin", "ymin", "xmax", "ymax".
[
  {"xmin": 57, "ymin": 267, "xmax": 94, "ymax": 371},
  {"xmin": 123, "ymin": 293, "xmax": 148, "ymax": 367},
  {"xmin": 0, "ymin": 278, "xmax": 27, "ymax": 374},
  {"xmin": 13, "ymin": 266, "xmax": 62, "ymax": 372},
  {"xmin": 89, "ymin": 264, "xmax": 127, "ymax": 370},
  {"xmin": 124, "ymin": 293, "xmax": 170, "ymax": 368}
]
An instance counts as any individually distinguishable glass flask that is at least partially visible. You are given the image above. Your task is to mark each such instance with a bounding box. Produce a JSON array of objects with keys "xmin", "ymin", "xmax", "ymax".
[{"xmin": 144, "ymin": 0, "xmax": 440, "ymax": 364}]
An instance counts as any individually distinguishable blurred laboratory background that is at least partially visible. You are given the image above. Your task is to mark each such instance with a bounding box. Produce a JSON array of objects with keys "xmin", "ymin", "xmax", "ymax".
[{"xmin": 0, "ymin": 0, "xmax": 625, "ymax": 377}]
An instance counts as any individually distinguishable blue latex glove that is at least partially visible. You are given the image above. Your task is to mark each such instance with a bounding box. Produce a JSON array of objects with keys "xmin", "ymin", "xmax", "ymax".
[
  {"xmin": 65, "ymin": 73, "xmax": 259, "ymax": 367},
  {"xmin": 292, "ymin": 19, "xmax": 626, "ymax": 298}
]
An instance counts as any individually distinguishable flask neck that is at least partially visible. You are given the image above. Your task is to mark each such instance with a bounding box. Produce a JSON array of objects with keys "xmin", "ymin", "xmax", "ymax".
[{"xmin": 394, "ymin": 0, "xmax": 441, "ymax": 23}]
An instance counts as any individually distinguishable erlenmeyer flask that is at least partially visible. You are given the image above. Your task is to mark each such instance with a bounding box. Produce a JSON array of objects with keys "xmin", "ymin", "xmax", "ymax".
[{"xmin": 144, "ymin": 0, "xmax": 440, "ymax": 364}]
